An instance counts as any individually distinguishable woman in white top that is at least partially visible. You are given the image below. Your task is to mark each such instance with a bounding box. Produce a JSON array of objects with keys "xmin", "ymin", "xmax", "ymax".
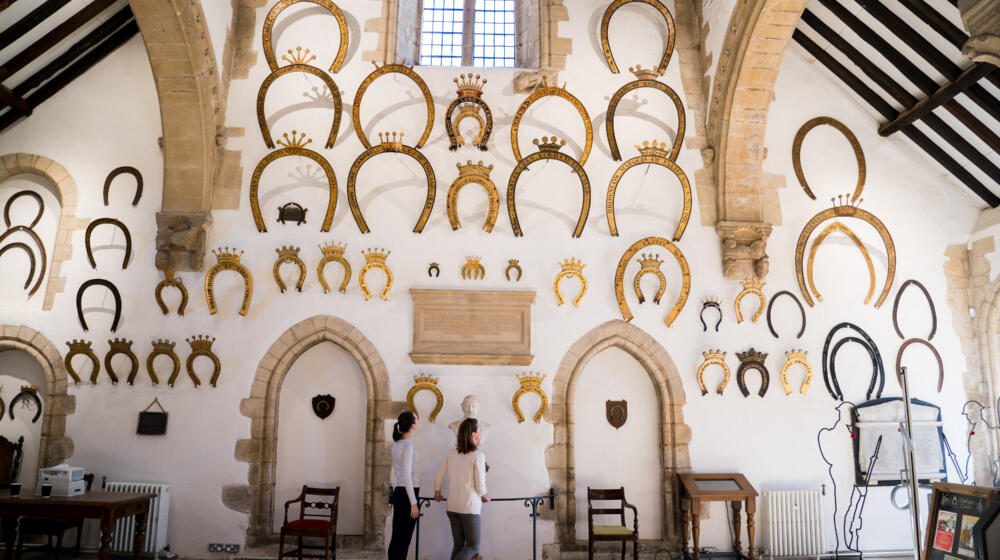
[
  {"xmin": 388, "ymin": 411, "xmax": 420, "ymax": 559},
  {"xmin": 434, "ymin": 418, "xmax": 489, "ymax": 560}
]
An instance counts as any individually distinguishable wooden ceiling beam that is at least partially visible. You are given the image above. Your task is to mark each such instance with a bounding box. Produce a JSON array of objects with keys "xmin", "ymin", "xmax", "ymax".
[
  {"xmin": 879, "ymin": 63, "xmax": 995, "ymax": 137},
  {"xmin": 0, "ymin": 0, "xmax": 70, "ymax": 50},
  {"xmin": 0, "ymin": 84, "xmax": 28, "ymax": 115},
  {"xmin": 0, "ymin": 1, "xmax": 19, "ymax": 13}
]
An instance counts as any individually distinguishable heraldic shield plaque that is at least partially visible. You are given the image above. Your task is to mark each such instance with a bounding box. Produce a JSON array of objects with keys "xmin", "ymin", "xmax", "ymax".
[
  {"xmin": 606, "ymin": 400, "xmax": 627, "ymax": 429},
  {"xmin": 313, "ymin": 394, "xmax": 336, "ymax": 419}
]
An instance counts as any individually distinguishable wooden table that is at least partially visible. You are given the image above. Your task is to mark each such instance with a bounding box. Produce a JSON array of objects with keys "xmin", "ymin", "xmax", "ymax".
[
  {"xmin": 0, "ymin": 490, "xmax": 154, "ymax": 560},
  {"xmin": 678, "ymin": 473, "xmax": 758, "ymax": 560}
]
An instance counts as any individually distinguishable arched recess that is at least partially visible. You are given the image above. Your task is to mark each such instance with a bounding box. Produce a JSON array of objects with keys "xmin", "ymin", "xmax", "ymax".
[
  {"xmin": 0, "ymin": 325, "xmax": 76, "ymax": 468},
  {"xmin": 0, "ymin": 153, "xmax": 87, "ymax": 310},
  {"xmin": 224, "ymin": 316, "xmax": 397, "ymax": 549},
  {"xmin": 545, "ymin": 319, "xmax": 691, "ymax": 553}
]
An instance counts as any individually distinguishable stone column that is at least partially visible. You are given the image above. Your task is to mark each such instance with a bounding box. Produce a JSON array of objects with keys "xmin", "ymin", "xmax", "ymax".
[{"xmin": 155, "ymin": 211, "xmax": 212, "ymax": 271}]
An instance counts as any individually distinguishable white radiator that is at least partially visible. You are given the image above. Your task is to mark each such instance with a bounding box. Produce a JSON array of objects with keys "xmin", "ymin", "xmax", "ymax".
[
  {"xmin": 765, "ymin": 490, "xmax": 823, "ymax": 558},
  {"xmin": 105, "ymin": 482, "xmax": 170, "ymax": 558}
]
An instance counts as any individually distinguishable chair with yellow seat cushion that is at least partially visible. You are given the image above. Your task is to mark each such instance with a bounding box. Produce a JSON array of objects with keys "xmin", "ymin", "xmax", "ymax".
[{"xmin": 587, "ymin": 486, "xmax": 638, "ymax": 560}]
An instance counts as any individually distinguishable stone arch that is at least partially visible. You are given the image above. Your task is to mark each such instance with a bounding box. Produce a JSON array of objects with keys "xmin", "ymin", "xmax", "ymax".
[
  {"xmin": 0, "ymin": 325, "xmax": 76, "ymax": 468},
  {"xmin": 544, "ymin": 319, "xmax": 690, "ymax": 554},
  {"xmin": 224, "ymin": 316, "xmax": 396, "ymax": 550},
  {"xmin": 0, "ymin": 153, "xmax": 88, "ymax": 310}
]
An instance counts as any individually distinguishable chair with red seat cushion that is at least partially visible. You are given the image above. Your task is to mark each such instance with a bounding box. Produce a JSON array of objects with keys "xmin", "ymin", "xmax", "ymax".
[
  {"xmin": 278, "ymin": 486, "xmax": 339, "ymax": 560},
  {"xmin": 587, "ymin": 487, "xmax": 638, "ymax": 560}
]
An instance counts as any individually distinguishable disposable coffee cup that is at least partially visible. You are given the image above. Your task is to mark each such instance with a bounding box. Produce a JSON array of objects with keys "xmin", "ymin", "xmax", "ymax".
[
  {"xmin": 8, "ymin": 483, "xmax": 19, "ymax": 498},
  {"xmin": 40, "ymin": 483, "xmax": 52, "ymax": 498}
]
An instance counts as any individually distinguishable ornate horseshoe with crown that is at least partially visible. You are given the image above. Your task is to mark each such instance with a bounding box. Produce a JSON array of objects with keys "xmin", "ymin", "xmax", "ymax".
[
  {"xmin": 407, "ymin": 375, "xmax": 443, "ymax": 422},
  {"xmin": 317, "ymin": 242, "xmax": 351, "ymax": 294},
  {"xmin": 353, "ymin": 63, "xmax": 434, "ymax": 149},
  {"xmin": 76, "ymin": 279, "xmax": 122, "ymax": 332},
  {"xmin": 736, "ymin": 349, "xmax": 769, "ymax": 398},
  {"xmin": 358, "ymin": 248, "xmax": 392, "ymax": 301},
  {"xmin": 554, "ymin": 258, "xmax": 587, "ymax": 306},
  {"xmin": 780, "ymin": 350, "xmax": 813, "ymax": 396},
  {"xmin": 347, "ymin": 131, "xmax": 437, "ymax": 234},
  {"xmin": 9, "ymin": 386, "xmax": 41, "ymax": 423},
  {"xmin": 85, "ymin": 218, "xmax": 132, "ymax": 269},
  {"xmin": 505, "ymin": 259, "xmax": 523, "ymax": 282},
  {"xmin": 700, "ymin": 298, "xmax": 722, "ymax": 332},
  {"xmin": 250, "ymin": 131, "xmax": 338, "ymax": 233},
  {"xmin": 512, "ymin": 372, "xmax": 547, "ymax": 423},
  {"xmin": 792, "ymin": 116, "xmax": 865, "ymax": 202},
  {"xmin": 262, "ymin": 0, "xmax": 349, "ymax": 73},
  {"xmin": 510, "ymin": 78, "xmax": 593, "ymax": 165},
  {"xmin": 64, "ymin": 339, "xmax": 98, "ymax": 384},
  {"xmin": 633, "ymin": 253, "xmax": 666, "ymax": 304},
  {"xmin": 0, "ymin": 227, "xmax": 45, "ymax": 297},
  {"xmin": 447, "ymin": 161, "xmax": 499, "ymax": 232},
  {"xmin": 696, "ymin": 350, "xmax": 730, "ymax": 396},
  {"xmin": 606, "ymin": 140, "xmax": 692, "ymax": 241},
  {"xmin": 507, "ymin": 137, "xmax": 591, "ymax": 238},
  {"xmin": 257, "ymin": 47, "xmax": 343, "ymax": 149},
  {"xmin": 155, "ymin": 268, "xmax": 188, "ymax": 316},
  {"xmin": 146, "ymin": 339, "xmax": 178, "ymax": 386},
  {"xmin": 186, "ymin": 335, "xmax": 221, "ymax": 387},
  {"xmin": 606, "ymin": 67, "xmax": 684, "ymax": 161},
  {"xmin": 734, "ymin": 277, "xmax": 766, "ymax": 323},
  {"xmin": 807, "ymin": 221, "xmax": 876, "ymax": 305},
  {"xmin": 600, "ymin": 0, "xmax": 675, "ymax": 74},
  {"xmin": 204, "ymin": 247, "xmax": 253, "ymax": 316},
  {"xmin": 461, "ymin": 256, "xmax": 486, "ymax": 280},
  {"xmin": 273, "ymin": 245, "xmax": 306, "ymax": 293},
  {"xmin": 103, "ymin": 338, "xmax": 138, "ymax": 385},
  {"xmin": 102, "ymin": 166, "xmax": 143, "ymax": 206},
  {"xmin": 446, "ymin": 74, "xmax": 493, "ymax": 151},
  {"xmin": 615, "ymin": 236, "xmax": 690, "ymax": 327}
]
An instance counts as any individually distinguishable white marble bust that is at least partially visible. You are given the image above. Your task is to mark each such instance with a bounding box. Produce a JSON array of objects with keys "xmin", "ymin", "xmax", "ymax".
[{"xmin": 449, "ymin": 394, "xmax": 490, "ymax": 442}]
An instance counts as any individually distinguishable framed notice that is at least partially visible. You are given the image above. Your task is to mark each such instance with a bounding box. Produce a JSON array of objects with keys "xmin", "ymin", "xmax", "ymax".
[{"xmin": 922, "ymin": 483, "xmax": 1000, "ymax": 560}]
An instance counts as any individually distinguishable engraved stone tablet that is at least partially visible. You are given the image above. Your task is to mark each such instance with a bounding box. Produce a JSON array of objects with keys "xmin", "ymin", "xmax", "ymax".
[{"xmin": 410, "ymin": 289, "xmax": 535, "ymax": 365}]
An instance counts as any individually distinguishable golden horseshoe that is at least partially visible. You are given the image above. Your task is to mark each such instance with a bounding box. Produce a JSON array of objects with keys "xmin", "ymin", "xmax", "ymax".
[
  {"xmin": 792, "ymin": 116, "xmax": 865, "ymax": 202},
  {"xmin": 104, "ymin": 338, "xmax": 137, "ymax": 385},
  {"xmin": 359, "ymin": 248, "xmax": 392, "ymax": 301},
  {"xmin": 407, "ymin": 374, "xmax": 443, "ymax": 422},
  {"xmin": 353, "ymin": 62, "xmax": 434, "ymax": 149},
  {"xmin": 510, "ymin": 78, "xmax": 593, "ymax": 165},
  {"xmin": 155, "ymin": 268, "xmax": 188, "ymax": 316},
  {"xmin": 185, "ymin": 335, "xmax": 220, "ymax": 388},
  {"xmin": 734, "ymin": 277, "xmax": 766, "ymax": 324},
  {"xmin": 447, "ymin": 74, "xmax": 492, "ymax": 151},
  {"xmin": 317, "ymin": 242, "xmax": 351, "ymax": 294},
  {"xmin": 554, "ymin": 258, "xmax": 587, "ymax": 306},
  {"xmin": 262, "ymin": 0, "xmax": 348, "ymax": 73},
  {"xmin": 696, "ymin": 350, "xmax": 730, "ymax": 396},
  {"xmin": 249, "ymin": 131, "xmax": 338, "ymax": 232},
  {"xmin": 807, "ymin": 221, "xmax": 876, "ymax": 305},
  {"xmin": 780, "ymin": 350, "xmax": 813, "ymax": 396},
  {"xmin": 85, "ymin": 217, "xmax": 132, "ymax": 269},
  {"xmin": 600, "ymin": 0, "xmax": 675, "ymax": 74},
  {"xmin": 606, "ymin": 69, "xmax": 685, "ymax": 162},
  {"xmin": 615, "ymin": 236, "xmax": 690, "ymax": 327},
  {"xmin": 273, "ymin": 246, "xmax": 306, "ymax": 293},
  {"xmin": 346, "ymin": 132, "xmax": 436, "ymax": 233},
  {"xmin": 606, "ymin": 140, "xmax": 692, "ymax": 241},
  {"xmin": 507, "ymin": 137, "xmax": 591, "ymax": 238},
  {"xmin": 633, "ymin": 253, "xmax": 666, "ymax": 304},
  {"xmin": 146, "ymin": 339, "xmax": 179, "ymax": 387},
  {"xmin": 505, "ymin": 259, "xmax": 523, "ymax": 281},
  {"xmin": 205, "ymin": 247, "xmax": 253, "ymax": 316},
  {"xmin": 447, "ymin": 161, "xmax": 499, "ymax": 232},
  {"xmin": 257, "ymin": 57, "xmax": 343, "ymax": 149},
  {"xmin": 64, "ymin": 339, "xmax": 98, "ymax": 384},
  {"xmin": 512, "ymin": 372, "xmax": 547, "ymax": 423},
  {"xmin": 795, "ymin": 196, "xmax": 895, "ymax": 308},
  {"xmin": 461, "ymin": 256, "xmax": 486, "ymax": 280}
]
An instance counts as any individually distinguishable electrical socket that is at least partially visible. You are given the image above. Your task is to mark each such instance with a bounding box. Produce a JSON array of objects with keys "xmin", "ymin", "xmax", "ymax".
[
  {"xmin": 224, "ymin": 544, "xmax": 241, "ymax": 554},
  {"xmin": 207, "ymin": 543, "xmax": 239, "ymax": 553}
]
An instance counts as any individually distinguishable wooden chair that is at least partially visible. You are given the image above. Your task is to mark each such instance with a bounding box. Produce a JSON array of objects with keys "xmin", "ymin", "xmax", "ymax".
[
  {"xmin": 0, "ymin": 436, "xmax": 24, "ymax": 488},
  {"xmin": 587, "ymin": 487, "xmax": 638, "ymax": 560},
  {"xmin": 15, "ymin": 474, "xmax": 95, "ymax": 560},
  {"xmin": 278, "ymin": 486, "xmax": 339, "ymax": 560}
]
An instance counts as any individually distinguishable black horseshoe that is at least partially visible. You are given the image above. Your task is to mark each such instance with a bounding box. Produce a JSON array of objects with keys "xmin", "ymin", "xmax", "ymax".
[
  {"xmin": 103, "ymin": 166, "xmax": 143, "ymax": 206},
  {"xmin": 3, "ymin": 190, "xmax": 44, "ymax": 228},
  {"xmin": 76, "ymin": 279, "xmax": 122, "ymax": 332},
  {"xmin": 766, "ymin": 290, "xmax": 806, "ymax": 339},
  {"xmin": 892, "ymin": 279, "xmax": 937, "ymax": 341},
  {"xmin": 699, "ymin": 301, "xmax": 721, "ymax": 332},
  {"xmin": 0, "ymin": 397, "xmax": 5, "ymax": 422},
  {"xmin": 428, "ymin": 263, "xmax": 440, "ymax": 278},
  {"xmin": 85, "ymin": 218, "xmax": 132, "ymax": 269},
  {"xmin": 446, "ymin": 96, "xmax": 494, "ymax": 151},
  {"xmin": 0, "ymin": 242, "xmax": 36, "ymax": 291},
  {"xmin": 9, "ymin": 389, "xmax": 41, "ymax": 423},
  {"xmin": 737, "ymin": 362, "xmax": 769, "ymax": 397},
  {"xmin": 822, "ymin": 322, "xmax": 883, "ymax": 401},
  {"xmin": 0, "ymin": 226, "xmax": 46, "ymax": 296}
]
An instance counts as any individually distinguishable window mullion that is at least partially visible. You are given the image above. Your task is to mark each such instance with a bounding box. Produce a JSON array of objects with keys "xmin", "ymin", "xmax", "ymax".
[{"xmin": 462, "ymin": 0, "xmax": 475, "ymax": 67}]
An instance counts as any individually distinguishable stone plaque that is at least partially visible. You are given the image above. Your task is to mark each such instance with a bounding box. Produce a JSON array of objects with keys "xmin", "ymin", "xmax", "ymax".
[{"xmin": 410, "ymin": 289, "xmax": 535, "ymax": 365}]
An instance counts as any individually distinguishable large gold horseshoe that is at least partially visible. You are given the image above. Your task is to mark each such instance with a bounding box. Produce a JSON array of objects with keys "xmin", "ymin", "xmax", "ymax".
[
  {"xmin": 696, "ymin": 350, "xmax": 730, "ymax": 396},
  {"xmin": 273, "ymin": 246, "xmax": 306, "ymax": 293},
  {"xmin": 249, "ymin": 131, "xmax": 338, "ymax": 232},
  {"xmin": 317, "ymin": 242, "xmax": 351, "ymax": 294},
  {"xmin": 606, "ymin": 141, "xmax": 692, "ymax": 241},
  {"xmin": 615, "ymin": 236, "xmax": 690, "ymax": 327},
  {"xmin": 205, "ymin": 247, "xmax": 253, "ymax": 316},
  {"xmin": 186, "ymin": 335, "xmax": 220, "ymax": 387},
  {"xmin": 507, "ymin": 138, "xmax": 591, "ymax": 238},
  {"xmin": 262, "ymin": 0, "xmax": 348, "ymax": 73},
  {"xmin": 447, "ymin": 161, "xmax": 499, "ymax": 232},
  {"xmin": 512, "ymin": 372, "xmax": 547, "ymax": 423},
  {"xmin": 65, "ymin": 339, "xmax": 98, "ymax": 384},
  {"xmin": 407, "ymin": 375, "xmax": 443, "ymax": 422},
  {"xmin": 792, "ymin": 116, "xmax": 866, "ymax": 202},
  {"xmin": 734, "ymin": 277, "xmax": 766, "ymax": 324},
  {"xmin": 353, "ymin": 63, "xmax": 434, "ymax": 149},
  {"xmin": 780, "ymin": 350, "xmax": 813, "ymax": 396},
  {"xmin": 257, "ymin": 63, "xmax": 342, "ymax": 149},
  {"xmin": 807, "ymin": 221, "xmax": 876, "ymax": 305},
  {"xmin": 146, "ymin": 339, "xmax": 179, "ymax": 387},
  {"xmin": 795, "ymin": 200, "xmax": 895, "ymax": 308},
  {"xmin": 600, "ymin": 0, "xmax": 675, "ymax": 74},
  {"xmin": 359, "ymin": 248, "xmax": 392, "ymax": 301},
  {"xmin": 155, "ymin": 268, "xmax": 188, "ymax": 316},
  {"xmin": 606, "ymin": 75, "xmax": 684, "ymax": 162},
  {"xmin": 633, "ymin": 254, "xmax": 666, "ymax": 304},
  {"xmin": 85, "ymin": 217, "xmax": 132, "ymax": 269},
  {"xmin": 346, "ymin": 132, "xmax": 436, "ymax": 233},
  {"xmin": 553, "ymin": 259, "xmax": 587, "ymax": 306},
  {"xmin": 510, "ymin": 79, "xmax": 593, "ymax": 165}
]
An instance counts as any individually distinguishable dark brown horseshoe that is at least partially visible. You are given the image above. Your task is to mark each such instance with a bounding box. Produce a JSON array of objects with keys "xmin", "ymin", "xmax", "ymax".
[
  {"xmin": 76, "ymin": 279, "xmax": 122, "ymax": 332},
  {"xmin": 103, "ymin": 166, "xmax": 143, "ymax": 206},
  {"xmin": 736, "ymin": 362, "xmax": 769, "ymax": 398},
  {"xmin": 892, "ymin": 279, "xmax": 936, "ymax": 341},
  {"xmin": 3, "ymin": 190, "xmax": 44, "ymax": 228},
  {"xmin": 0, "ymin": 226, "xmax": 45, "ymax": 296},
  {"xmin": 895, "ymin": 338, "xmax": 944, "ymax": 393},
  {"xmin": 8, "ymin": 388, "xmax": 41, "ymax": 423},
  {"xmin": 0, "ymin": 242, "xmax": 36, "ymax": 291},
  {"xmin": 766, "ymin": 290, "xmax": 806, "ymax": 339},
  {"xmin": 85, "ymin": 218, "xmax": 132, "ymax": 269}
]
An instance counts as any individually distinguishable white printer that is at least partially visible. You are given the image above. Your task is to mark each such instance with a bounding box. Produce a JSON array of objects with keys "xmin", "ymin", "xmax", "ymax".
[{"xmin": 36, "ymin": 464, "xmax": 86, "ymax": 496}]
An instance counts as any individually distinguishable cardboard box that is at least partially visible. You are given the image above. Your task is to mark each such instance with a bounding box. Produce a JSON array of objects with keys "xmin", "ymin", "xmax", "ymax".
[
  {"xmin": 38, "ymin": 465, "xmax": 84, "ymax": 482},
  {"xmin": 36, "ymin": 479, "xmax": 86, "ymax": 497}
]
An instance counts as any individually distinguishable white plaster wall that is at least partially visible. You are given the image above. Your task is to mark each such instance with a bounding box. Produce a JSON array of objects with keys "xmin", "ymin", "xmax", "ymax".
[
  {"xmin": 0, "ymin": 350, "xmax": 46, "ymax": 488},
  {"xmin": 0, "ymin": 1, "xmax": 988, "ymax": 558},
  {"xmin": 202, "ymin": 0, "xmax": 233, "ymax": 77}
]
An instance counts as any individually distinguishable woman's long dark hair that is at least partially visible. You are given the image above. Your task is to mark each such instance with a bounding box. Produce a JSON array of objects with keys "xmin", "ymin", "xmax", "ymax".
[
  {"xmin": 393, "ymin": 411, "xmax": 417, "ymax": 441},
  {"xmin": 456, "ymin": 418, "xmax": 479, "ymax": 454}
]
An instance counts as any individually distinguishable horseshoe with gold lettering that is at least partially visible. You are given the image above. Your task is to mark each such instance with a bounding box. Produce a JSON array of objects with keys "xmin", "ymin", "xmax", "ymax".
[
  {"xmin": 895, "ymin": 338, "xmax": 944, "ymax": 393},
  {"xmin": 103, "ymin": 338, "xmax": 138, "ymax": 385},
  {"xmin": 736, "ymin": 349, "xmax": 769, "ymax": 398},
  {"xmin": 606, "ymin": 68, "xmax": 684, "ymax": 161},
  {"xmin": 554, "ymin": 258, "xmax": 587, "ymax": 306},
  {"xmin": 407, "ymin": 374, "xmax": 443, "ymax": 422},
  {"xmin": 317, "ymin": 242, "xmax": 350, "ymax": 294},
  {"xmin": 359, "ymin": 248, "xmax": 392, "ymax": 301},
  {"xmin": 102, "ymin": 166, "xmax": 143, "ymax": 206},
  {"xmin": 633, "ymin": 253, "xmax": 666, "ymax": 304},
  {"xmin": 85, "ymin": 218, "xmax": 131, "ymax": 269},
  {"xmin": 792, "ymin": 117, "xmax": 865, "ymax": 202},
  {"xmin": 615, "ymin": 236, "xmax": 690, "ymax": 327},
  {"xmin": 893, "ymin": 279, "xmax": 936, "ymax": 341},
  {"xmin": 734, "ymin": 277, "xmax": 766, "ymax": 324},
  {"xmin": 65, "ymin": 339, "xmax": 98, "ymax": 384},
  {"xmin": 606, "ymin": 140, "xmax": 691, "ymax": 240},
  {"xmin": 512, "ymin": 372, "xmax": 547, "ymax": 423},
  {"xmin": 250, "ymin": 131, "xmax": 338, "ymax": 233},
  {"xmin": 0, "ymin": 242, "xmax": 35, "ymax": 292},
  {"xmin": 780, "ymin": 350, "xmax": 813, "ymax": 396},
  {"xmin": 507, "ymin": 137, "xmax": 591, "ymax": 238},
  {"xmin": 76, "ymin": 279, "xmax": 122, "ymax": 332},
  {"xmin": 447, "ymin": 74, "xmax": 492, "ymax": 151},
  {"xmin": 696, "ymin": 350, "xmax": 730, "ymax": 396},
  {"xmin": 257, "ymin": 52, "xmax": 343, "ymax": 149},
  {"xmin": 510, "ymin": 78, "xmax": 593, "ymax": 165},
  {"xmin": 273, "ymin": 245, "xmax": 306, "ymax": 293},
  {"xmin": 353, "ymin": 62, "xmax": 434, "ymax": 149},
  {"xmin": 3, "ymin": 190, "xmax": 43, "ymax": 228},
  {"xmin": 807, "ymin": 221, "xmax": 876, "ymax": 305},
  {"xmin": 186, "ymin": 335, "xmax": 220, "ymax": 387},
  {"xmin": 0, "ymin": 227, "xmax": 45, "ymax": 296},
  {"xmin": 262, "ymin": 0, "xmax": 348, "ymax": 73},
  {"xmin": 205, "ymin": 247, "xmax": 253, "ymax": 316},
  {"xmin": 447, "ymin": 161, "xmax": 499, "ymax": 232},
  {"xmin": 146, "ymin": 339, "xmax": 179, "ymax": 387},
  {"xmin": 154, "ymin": 268, "xmax": 188, "ymax": 316},
  {"xmin": 600, "ymin": 0, "xmax": 675, "ymax": 74},
  {"xmin": 347, "ymin": 131, "xmax": 436, "ymax": 233}
]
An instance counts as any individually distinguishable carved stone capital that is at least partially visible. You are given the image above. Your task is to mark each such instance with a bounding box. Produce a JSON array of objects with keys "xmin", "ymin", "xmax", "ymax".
[
  {"xmin": 959, "ymin": 0, "xmax": 1000, "ymax": 66},
  {"xmin": 717, "ymin": 220, "xmax": 772, "ymax": 279},
  {"xmin": 155, "ymin": 211, "xmax": 212, "ymax": 271}
]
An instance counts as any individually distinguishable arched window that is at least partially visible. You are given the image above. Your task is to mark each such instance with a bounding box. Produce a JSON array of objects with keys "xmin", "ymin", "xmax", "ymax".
[{"xmin": 419, "ymin": 0, "xmax": 516, "ymax": 67}]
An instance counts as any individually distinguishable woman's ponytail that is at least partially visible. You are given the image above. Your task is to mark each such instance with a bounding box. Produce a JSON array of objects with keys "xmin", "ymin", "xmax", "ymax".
[{"xmin": 393, "ymin": 411, "xmax": 417, "ymax": 441}]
